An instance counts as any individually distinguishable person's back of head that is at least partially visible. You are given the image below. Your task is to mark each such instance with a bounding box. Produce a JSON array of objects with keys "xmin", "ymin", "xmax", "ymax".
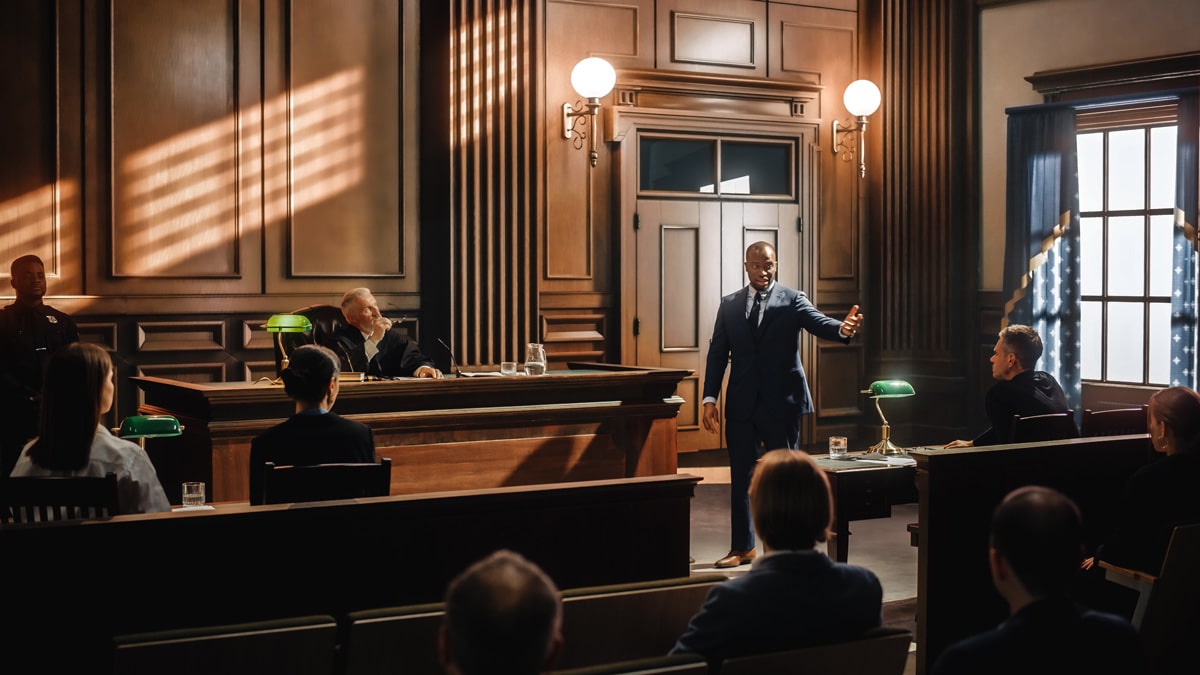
[
  {"xmin": 990, "ymin": 485, "xmax": 1083, "ymax": 600},
  {"xmin": 1148, "ymin": 386, "xmax": 1200, "ymax": 454},
  {"xmin": 750, "ymin": 449, "xmax": 832, "ymax": 551},
  {"xmin": 440, "ymin": 549, "xmax": 563, "ymax": 675},
  {"xmin": 999, "ymin": 324, "xmax": 1043, "ymax": 371},
  {"xmin": 29, "ymin": 342, "xmax": 111, "ymax": 472},
  {"xmin": 281, "ymin": 345, "xmax": 340, "ymax": 407}
]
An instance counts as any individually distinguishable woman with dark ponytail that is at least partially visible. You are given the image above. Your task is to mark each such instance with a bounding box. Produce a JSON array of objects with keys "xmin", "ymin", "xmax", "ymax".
[
  {"xmin": 248, "ymin": 344, "xmax": 376, "ymax": 504},
  {"xmin": 10, "ymin": 342, "xmax": 170, "ymax": 513}
]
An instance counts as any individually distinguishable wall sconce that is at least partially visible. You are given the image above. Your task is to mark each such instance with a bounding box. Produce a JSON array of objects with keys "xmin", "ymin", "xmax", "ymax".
[
  {"xmin": 562, "ymin": 57, "xmax": 616, "ymax": 168},
  {"xmin": 862, "ymin": 379, "xmax": 914, "ymax": 456},
  {"xmin": 832, "ymin": 79, "xmax": 882, "ymax": 178}
]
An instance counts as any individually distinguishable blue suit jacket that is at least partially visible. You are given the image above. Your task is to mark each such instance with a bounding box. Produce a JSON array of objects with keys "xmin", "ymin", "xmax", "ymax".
[
  {"xmin": 670, "ymin": 550, "xmax": 883, "ymax": 658},
  {"xmin": 703, "ymin": 285, "xmax": 848, "ymax": 423}
]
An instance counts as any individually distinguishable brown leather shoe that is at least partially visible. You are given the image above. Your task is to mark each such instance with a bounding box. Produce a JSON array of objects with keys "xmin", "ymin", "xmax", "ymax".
[{"xmin": 715, "ymin": 548, "xmax": 757, "ymax": 568}]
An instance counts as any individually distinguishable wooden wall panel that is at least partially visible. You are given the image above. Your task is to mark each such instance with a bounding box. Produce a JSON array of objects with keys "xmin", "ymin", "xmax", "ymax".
[
  {"xmin": 286, "ymin": 0, "xmax": 402, "ymax": 277},
  {"xmin": 447, "ymin": 0, "xmax": 543, "ymax": 366},
  {"xmin": 656, "ymin": 0, "xmax": 766, "ymax": 77},
  {"xmin": 660, "ymin": 226, "xmax": 700, "ymax": 350}
]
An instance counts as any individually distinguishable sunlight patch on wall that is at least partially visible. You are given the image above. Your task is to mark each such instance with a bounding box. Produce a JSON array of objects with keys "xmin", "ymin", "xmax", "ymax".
[{"xmin": 0, "ymin": 181, "xmax": 78, "ymax": 279}]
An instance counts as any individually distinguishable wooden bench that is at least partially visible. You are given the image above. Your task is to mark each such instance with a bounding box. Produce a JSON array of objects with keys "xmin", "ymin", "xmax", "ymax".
[
  {"xmin": 113, "ymin": 615, "xmax": 339, "ymax": 675},
  {"xmin": 715, "ymin": 626, "xmax": 912, "ymax": 675},
  {"xmin": 0, "ymin": 473, "xmax": 699, "ymax": 672},
  {"xmin": 340, "ymin": 575, "xmax": 725, "ymax": 675}
]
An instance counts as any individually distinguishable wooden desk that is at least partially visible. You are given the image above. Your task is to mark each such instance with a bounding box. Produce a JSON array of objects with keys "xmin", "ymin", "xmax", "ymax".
[
  {"xmin": 133, "ymin": 363, "xmax": 691, "ymax": 503},
  {"xmin": 816, "ymin": 456, "xmax": 917, "ymax": 562},
  {"xmin": 908, "ymin": 435, "xmax": 1155, "ymax": 674},
  {"xmin": 0, "ymin": 473, "xmax": 701, "ymax": 674}
]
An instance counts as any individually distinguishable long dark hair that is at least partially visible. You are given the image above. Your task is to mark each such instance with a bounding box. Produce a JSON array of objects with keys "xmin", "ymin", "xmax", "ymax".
[{"xmin": 28, "ymin": 342, "xmax": 111, "ymax": 471}]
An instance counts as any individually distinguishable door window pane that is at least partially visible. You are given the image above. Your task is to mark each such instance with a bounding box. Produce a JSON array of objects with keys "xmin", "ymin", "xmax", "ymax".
[
  {"xmin": 640, "ymin": 138, "xmax": 715, "ymax": 192},
  {"xmin": 1107, "ymin": 129, "xmax": 1145, "ymax": 211},
  {"xmin": 720, "ymin": 142, "xmax": 791, "ymax": 196}
]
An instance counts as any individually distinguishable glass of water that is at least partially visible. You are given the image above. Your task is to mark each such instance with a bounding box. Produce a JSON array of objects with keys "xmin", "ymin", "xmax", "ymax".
[
  {"xmin": 524, "ymin": 343, "xmax": 547, "ymax": 376},
  {"xmin": 829, "ymin": 436, "xmax": 849, "ymax": 460}
]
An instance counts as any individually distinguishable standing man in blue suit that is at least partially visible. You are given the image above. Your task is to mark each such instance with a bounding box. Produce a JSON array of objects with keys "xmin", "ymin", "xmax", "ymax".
[{"xmin": 702, "ymin": 241, "xmax": 863, "ymax": 569}]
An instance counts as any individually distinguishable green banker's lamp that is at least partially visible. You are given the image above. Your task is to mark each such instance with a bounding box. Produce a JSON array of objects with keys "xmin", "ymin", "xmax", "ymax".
[
  {"xmin": 115, "ymin": 415, "xmax": 184, "ymax": 440},
  {"xmin": 263, "ymin": 313, "xmax": 313, "ymax": 375},
  {"xmin": 863, "ymin": 379, "xmax": 915, "ymax": 456}
]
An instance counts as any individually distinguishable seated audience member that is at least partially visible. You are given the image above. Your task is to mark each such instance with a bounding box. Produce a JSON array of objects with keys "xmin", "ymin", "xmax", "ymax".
[
  {"xmin": 330, "ymin": 287, "xmax": 442, "ymax": 379},
  {"xmin": 439, "ymin": 549, "xmax": 563, "ymax": 675},
  {"xmin": 1082, "ymin": 386, "xmax": 1200, "ymax": 577},
  {"xmin": 931, "ymin": 486, "xmax": 1145, "ymax": 675},
  {"xmin": 0, "ymin": 254, "xmax": 80, "ymax": 478},
  {"xmin": 945, "ymin": 324, "xmax": 1072, "ymax": 447},
  {"xmin": 249, "ymin": 345, "xmax": 376, "ymax": 505},
  {"xmin": 10, "ymin": 342, "xmax": 169, "ymax": 514},
  {"xmin": 671, "ymin": 449, "xmax": 882, "ymax": 658}
]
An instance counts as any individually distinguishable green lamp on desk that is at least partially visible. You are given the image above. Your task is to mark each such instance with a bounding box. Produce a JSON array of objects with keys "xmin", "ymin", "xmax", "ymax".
[
  {"xmin": 263, "ymin": 313, "xmax": 313, "ymax": 376},
  {"xmin": 863, "ymin": 379, "xmax": 915, "ymax": 456}
]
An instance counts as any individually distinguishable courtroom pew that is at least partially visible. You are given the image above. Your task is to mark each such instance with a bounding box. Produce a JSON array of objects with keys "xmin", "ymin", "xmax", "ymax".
[
  {"xmin": 908, "ymin": 435, "xmax": 1155, "ymax": 674},
  {"xmin": 0, "ymin": 473, "xmax": 700, "ymax": 674},
  {"xmin": 339, "ymin": 575, "xmax": 725, "ymax": 675}
]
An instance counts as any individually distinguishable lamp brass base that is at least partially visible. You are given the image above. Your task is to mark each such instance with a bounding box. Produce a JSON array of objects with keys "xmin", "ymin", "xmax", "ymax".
[{"xmin": 868, "ymin": 438, "xmax": 908, "ymax": 456}]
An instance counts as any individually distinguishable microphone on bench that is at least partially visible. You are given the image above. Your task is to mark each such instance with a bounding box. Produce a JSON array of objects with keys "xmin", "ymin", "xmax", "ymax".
[{"xmin": 437, "ymin": 337, "xmax": 460, "ymax": 377}]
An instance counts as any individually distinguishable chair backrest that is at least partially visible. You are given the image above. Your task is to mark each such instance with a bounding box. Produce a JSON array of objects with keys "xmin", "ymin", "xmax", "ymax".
[
  {"xmin": 552, "ymin": 653, "xmax": 709, "ymax": 674},
  {"xmin": 261, "ymin": 458, "xmax": 391, "ymax": 505},
  {"xmin": 1010, "ymin": 412, "xmax": 1079, "ymax": 444},
  {"xmin": 2, "ymin": 472, "xmax": 120, "ymax": 523},
  {"xmin": 714, "ymin": 626, "xmax": 912, "ymax": 675},
  {"xmin": 113, "ymin": 614, "xmax": 339, "ymax": 675},
  {"xmin": 1081, "ymin": 406, "xmax": 1148, "ymax": 437},
  {"xmin": 1138, "ymin": 523, "xmax": 1200, "ymax": 675},
  {"xmin": 275, "ymin": 304, "xmax": 351, "ymax": 373},
  {"xmin": 555, "ymin": 575, "xmax": 724, "ymax": 669}
]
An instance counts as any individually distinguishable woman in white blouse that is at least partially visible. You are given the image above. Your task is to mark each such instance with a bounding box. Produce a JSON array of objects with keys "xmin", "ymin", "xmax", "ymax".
[{"xmin": 10, "ymin": 342, "xmax": 170, "ymax": 513}]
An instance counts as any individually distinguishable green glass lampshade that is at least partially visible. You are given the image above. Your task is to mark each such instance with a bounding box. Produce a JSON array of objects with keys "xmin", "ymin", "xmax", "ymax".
[
  {"xmin": 117, "ymin": 415, "xmax": 184, "ymax": 439},
  {"xmin": 263, "ymin": 314, "xmax": 313, "ymax": 333},
  {"xmin": 866, "ymin": 379, "xmax": 915, "ymax": 398}
]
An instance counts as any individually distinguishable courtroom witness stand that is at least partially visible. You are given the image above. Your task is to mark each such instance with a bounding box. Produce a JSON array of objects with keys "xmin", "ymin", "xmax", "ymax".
[
  {"xmin": 0, "ymin": 254, "xmax": 80, "ymax": 480},
  {"xmin": 702, "ymin": 241, "xmax": 863, "ymax": 568},
  {"xmin": 10, "ymin": 342, "xmax": 169, "ymax": 514},
  {"xmin": 945, "ymin": 324, "xmax": 1073, "ymax": 448},
  {"xmin": 331, "ymin": 287, "xmax": 442, "ymax": 379},
  {"xmin": 248, "ymin": 345, "xmax": 376, "ymax": 505},
  {"xmin": 1075, "ymin": 386, "xmax": 1200, "ymax": 614},
  {"xmin": 931, "ymin": 486, "xmax": 1146, "ymax": 675},
  {"xmin": 439, "ymin": 549, "xmax": 564, "ymax": 675},
  {"xmin": 670, "ymin": 449, "xmax": 882, "ymax": 659}
]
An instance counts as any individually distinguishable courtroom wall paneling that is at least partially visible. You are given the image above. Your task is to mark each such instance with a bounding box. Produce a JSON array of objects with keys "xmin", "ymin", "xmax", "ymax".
[
  {"xmin": 655, "ymin": 0, "xmax": 767, "ymax": 77},
  {"xmin": 85, "ymin": 0, "xmax": 263, "ymax": 296},
  {"xmin": 0, "ymin": 1, "xmax": 84, "ymax": 294}
]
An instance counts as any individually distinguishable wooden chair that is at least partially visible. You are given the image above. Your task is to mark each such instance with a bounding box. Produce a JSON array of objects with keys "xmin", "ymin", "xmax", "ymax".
[
  {"xmin": 113, "ymin": 614, "xmax": 339, "ymax": 675},
  {"xmin": 1081, "ymin": 405, "xmax": 1148, "ymax": 437},
  {"xmin": 714, "ymin": 626, "xmax": 912, "ymax": 675},
  {"xmin": 1009, "ymin": 412, "xmax": 1079, "ymax": 443},
  {"xmin": 1099, "ymin": 523, "xmax": 1200, "ymax": 675},
  {"xmin": 1, "ymin": 472, "xmax": 120, "ymax": 523},
  {"xmin": 261, "ymin": 458, "xmax": 391, "ymax": 505}
]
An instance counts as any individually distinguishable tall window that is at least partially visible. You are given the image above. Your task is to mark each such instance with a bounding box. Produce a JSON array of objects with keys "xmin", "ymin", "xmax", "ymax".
[{"xmin": 1076, "ymin": 104, "xmax": 1177, "ymax": 387}]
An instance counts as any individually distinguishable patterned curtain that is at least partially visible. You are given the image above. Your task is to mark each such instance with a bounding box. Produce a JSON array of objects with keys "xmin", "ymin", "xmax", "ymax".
[
  {"xmin": 1172, "ymin": 94, "xmax": 1198, "ymax": 388},
  {"xmin": 1003, "ymin": 107, "xmax": 1081, "ymax": 411}
]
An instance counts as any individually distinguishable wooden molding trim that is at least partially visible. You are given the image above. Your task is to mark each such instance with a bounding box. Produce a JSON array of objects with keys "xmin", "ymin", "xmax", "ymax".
[{"xmin": 1027, "ymin": 51, "xmax": 1200, "ymax": 98}]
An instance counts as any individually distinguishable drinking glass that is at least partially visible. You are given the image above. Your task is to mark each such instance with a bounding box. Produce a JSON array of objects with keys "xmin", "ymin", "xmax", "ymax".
[{"xmin": 828, "ymin": 436, "xmax": 849, "ymax": 460}]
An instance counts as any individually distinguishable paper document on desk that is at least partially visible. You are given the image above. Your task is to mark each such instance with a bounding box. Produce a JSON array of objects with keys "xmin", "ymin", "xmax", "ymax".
[{"xmin": 852, "ymin": 453, "xmax": 917, "ymax": 466}]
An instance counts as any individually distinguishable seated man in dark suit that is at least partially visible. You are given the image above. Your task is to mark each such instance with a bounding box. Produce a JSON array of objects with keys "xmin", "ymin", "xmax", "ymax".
[
  {"xmin": 330, "ymin": 287, "xmax": 442, "ymax": 379},
  {"xmin": 932, "ymin": 486, "xmax": 1145, "ymax": 675},
  {"xmin": 670, "ymin": 449, "xmax": 882, "ymax": 659},
  {"xmin": 945, "ymin": 324, "xmax": 1072, "ymax": 447},
  {"xmin": 439, "ymin": 549, "xmax": 563, "ymax": 675}
]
